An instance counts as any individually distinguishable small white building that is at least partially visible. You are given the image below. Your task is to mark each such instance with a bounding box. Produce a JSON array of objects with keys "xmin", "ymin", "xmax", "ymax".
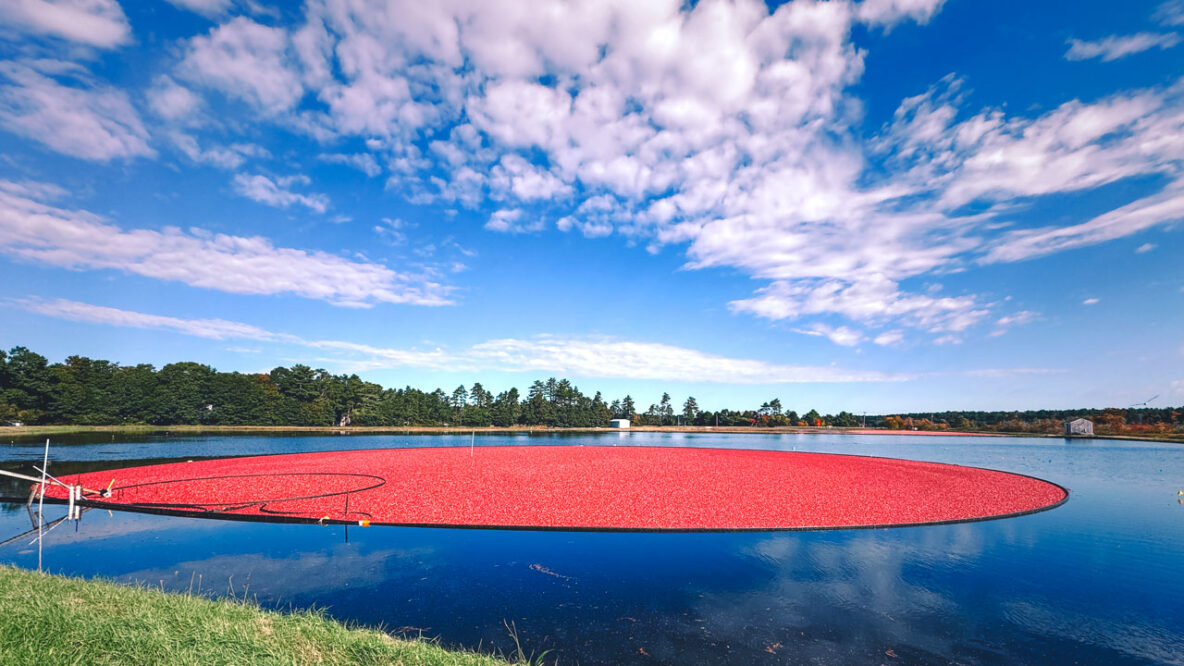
[
  {"xmin": 609, "ymin": 419, "xmax": 631, "ymax": 429},
  {"xmin": 1064, "ymin": 417, "xmax": 1094, "ymax": 437}
]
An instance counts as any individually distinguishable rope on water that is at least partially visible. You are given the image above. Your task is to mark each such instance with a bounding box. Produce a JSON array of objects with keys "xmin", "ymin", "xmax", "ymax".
[{"xmin": 90, "ymin": 472, "xmax": 387, "ymax": 517}]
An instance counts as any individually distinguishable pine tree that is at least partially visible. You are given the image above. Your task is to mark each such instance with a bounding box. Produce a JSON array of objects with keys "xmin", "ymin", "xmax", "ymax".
[
  {"xmin": 659, "ymin": 392, "xmax": 673, "ymax": 425},
  {"xmin": 591, "ymin": 391, "xmax": 612, "ymax": 427},
  {"xmin": 620, "ymin": 395, "xmax": 636, "ymax": 420}
]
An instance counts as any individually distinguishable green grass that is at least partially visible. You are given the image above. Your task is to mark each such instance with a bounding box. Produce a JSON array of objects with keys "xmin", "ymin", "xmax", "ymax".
[{"xmin": 0, "ymin": 565, "xmax": 522, "ymax": 666}]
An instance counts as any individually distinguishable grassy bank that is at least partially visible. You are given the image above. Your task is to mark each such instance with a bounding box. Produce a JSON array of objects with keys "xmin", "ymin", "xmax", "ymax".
[{"xmin": 0, "ymin": 565, "xmax": 518, "ymax": 666}]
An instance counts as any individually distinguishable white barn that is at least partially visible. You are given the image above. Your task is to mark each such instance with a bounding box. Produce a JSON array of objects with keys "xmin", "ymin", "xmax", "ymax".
[
  {"xmin": 609, "ymin": 419, "xmax": 631, "ymax": 429},
  {"xmin": 1064, "ymin": 418, "xmax": 1094, "ymax": 437}
]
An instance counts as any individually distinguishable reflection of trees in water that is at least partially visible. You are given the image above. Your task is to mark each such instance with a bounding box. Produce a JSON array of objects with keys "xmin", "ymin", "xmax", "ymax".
[
  {"xmin": 4, "ymin": 431, "xmax": 1178, "ymax": 665},
  {"xmin": 0, "ymin": 502, "xmax": 25, "ymax": 515},
  {"xmin": 110, "ymin": 544, "xmax": 507, "ymax": 654},
  {"xmin": 0, "ymin": 480, "xmax": 30, "ymax": 500},
  {"xmin": 116, "ymin": 544, "xmax": 436, "ymax": 603},
  {"xmin": 6, "ymin": 513, "xmax": 1181, "ymax": 665}
]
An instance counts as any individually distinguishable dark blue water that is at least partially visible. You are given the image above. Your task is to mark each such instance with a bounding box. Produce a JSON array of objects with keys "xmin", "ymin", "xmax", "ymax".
[{"xmin": 2, "ymin": 432, "xmax": 1183, "ymax": 664}]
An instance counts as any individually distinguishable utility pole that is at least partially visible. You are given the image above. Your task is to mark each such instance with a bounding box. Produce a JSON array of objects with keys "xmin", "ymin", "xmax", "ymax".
[{"xmin": 1130, "ymin": 395, "xmax": 1158, "ymax": 425}]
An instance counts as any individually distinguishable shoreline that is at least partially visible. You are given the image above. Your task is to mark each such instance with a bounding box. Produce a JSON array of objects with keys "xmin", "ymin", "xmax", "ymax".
[
  {"xmin": 0, "ymin": 423, "xmax": 999, "ymax": 437},
  {"xmin": 2, "ymin": 423, "xmax": 1180, "ymax": 443},
  {"xmin": 0, "ymin": 565, "xmax": 517, "ymax": 666}
]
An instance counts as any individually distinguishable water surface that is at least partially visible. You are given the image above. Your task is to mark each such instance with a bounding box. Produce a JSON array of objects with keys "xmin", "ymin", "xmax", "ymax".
[{"xmin": 2, "ymin": 432, "xmax": 1182, "ymax": 664}]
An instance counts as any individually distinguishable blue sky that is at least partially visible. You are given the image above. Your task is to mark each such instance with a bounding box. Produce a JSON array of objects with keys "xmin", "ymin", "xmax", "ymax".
[{"xmin": 0, "ymin": 0, "xmax": 1181, "ymax": 413}]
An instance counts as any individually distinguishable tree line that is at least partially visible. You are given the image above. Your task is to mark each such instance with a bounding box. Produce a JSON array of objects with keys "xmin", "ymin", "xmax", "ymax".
[
  {"xmin": 876, "ymin": 408, "xmax": 1182, "ymax": 436},
  {"xmin": 0, "ymin": 347, "xmax": 1179, "ymax": 434}
]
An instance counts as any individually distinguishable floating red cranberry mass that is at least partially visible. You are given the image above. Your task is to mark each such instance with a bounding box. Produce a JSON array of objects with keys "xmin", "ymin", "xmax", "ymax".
[{"xmin": 44, "ymin": 446, "xmax": 1067, "ymax": 531}]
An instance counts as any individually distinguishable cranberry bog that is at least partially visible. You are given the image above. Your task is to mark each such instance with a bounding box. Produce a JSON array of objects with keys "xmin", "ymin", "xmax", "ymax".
[
  {"xmin": 7, "ymin": 432, "xmax": 1184, "ymax": 665},
  {"xmin": 39, "ymin": 445, "xmax": 1067, "ymax": 531}
]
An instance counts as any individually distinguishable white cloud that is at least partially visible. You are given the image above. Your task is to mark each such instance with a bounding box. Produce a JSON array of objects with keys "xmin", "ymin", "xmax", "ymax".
[
  {"xmin": 166, "ymin": 0, "xmax": 233, "ymax": 17},
  {"xmin": 792, "ymin": 323, "xmax": 865, "ymax": 347},
  {"xmin": 1157, "ymin": 1, "xmax": 1184, "ymax": 27},
  {"xmin": 556, "ymin": 215, "xmax": 614, "ymax": 238},
  {"xmin": 1135, "ymin": 243, "xmax": 1157, "ymax": 253},
  {"xmin": 318, "ymin": 153, "xmax": 381, "ymax": 177},
  {"xmin": 153, "ymin": 0, "xmax": 1184, "ymax": 343},
  {"xmin": 1065, "ymin": 33, "xmax": 1181, "ymax": 62},
  {"xmin": 0, "ymin": 61, "xmax": 153, "ymax": 161},
  {"xmin": 556, "ymin": 195, "xmax": 620, "ymax": 238},
  {"xmin": 963, "ymin": 367, "xmax": 1065, "ymax": 379},
  {"xmin": 373, "ymin": 217, "xmax": 409, "ymax": 244},
  {"xmin": 484, "ymin": 208, "xmax": 543, "ymax": 234},
  {"xmin": 465, "ymin": 336, "xmax": 903, "ymax": 383},
  {"xmin": 885, "ymin": 76, "xmax": 1182, "ymax": 211},
  {"xmin": 16, "ymin": 298, "xmax": 450, "ymax": 367},
  {"xmin": 146, "ymin": 78, "xmax": 268, "ymax": 171},
  {"xmin": 0, "ymin": 179, "xmax": 67, "ymax": 200},
  {"xmin": 1083, "ymin": 298, "xmax": 1100, "ymax": 305},
  {"xmin": 873, "ymin": 330, "xmax": 904, "ymax": 346},
  {"xmin": 13, "ymin": 298, "xmax": 910, "ymax": 384},
  {"xmin": 161, "ymin": 0, "xmax": 948, "ymax": 334},
  {"xmin": 146, "ymin": 76, "xmax": 204, "ymax": 122},
  {"xmin": 232, "ymin": 173, "xmax": 329, "ymax": 213},
  {"xmin": 178, "ymin": 17, "xmax": 304, "ymax": 114},
  {"xmin": 730, "ymin": 275, "xmax": 987, "ymax": 333},
  {"xmin": 0, "ymin": 0, "xmax": 131, "ymax": 49},
  {"xmin": 990, "ymin": 310, "xmax": 1038, "ymax": 336},
  {"xmin": 170, "ymin": 132, "xmax": 267, "ymax": 169},
  {"xmin": 994, "ymin": 310, "xmax": 1037, "ymax": 327},
  {"xmin": 878, "ymin": 75, "xmax": 1184, "ymax": 266},
  {"xmin": 490, "ymin": 155, "xmax": 572, "ymax": 201},
  {"xmin": 0, "ymin": 185, "xmax": 450, "ymax": 307},
  {"xmin": 17, "ymin": 298, "xmax": 294, "ymax": 342},
  {"xmin": 984, "ymin": 180, "xmax": 1184, "ymax": 263},
  {"xmin": 857, "ymin": 0, "xmax": 946, "ymax": 28}
]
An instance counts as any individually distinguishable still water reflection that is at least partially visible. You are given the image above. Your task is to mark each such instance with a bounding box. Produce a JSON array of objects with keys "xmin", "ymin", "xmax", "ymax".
[{"xmin": 2, "ymin": 432, "xmax": 1182, "ymax": 664}]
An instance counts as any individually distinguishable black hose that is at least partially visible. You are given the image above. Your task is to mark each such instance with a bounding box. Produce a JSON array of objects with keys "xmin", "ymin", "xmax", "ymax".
[{"xmin": 98, "ymin": 472, "xmax": 387, "ymax": 515}]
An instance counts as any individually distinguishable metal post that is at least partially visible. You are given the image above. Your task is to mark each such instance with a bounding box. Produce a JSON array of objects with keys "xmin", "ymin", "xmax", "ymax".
[{"xmin": 37, "ymin": 438, "xmax": 48, "ymax": 572}]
